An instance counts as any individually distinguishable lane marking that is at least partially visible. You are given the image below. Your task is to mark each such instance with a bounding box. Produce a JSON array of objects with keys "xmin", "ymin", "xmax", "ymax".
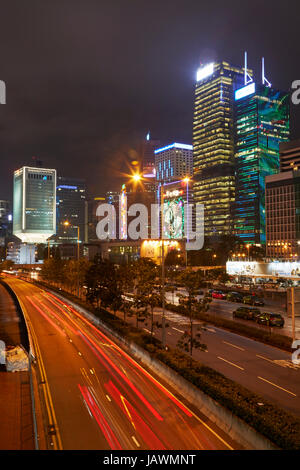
[
  {"xmin": 222, "ymin": 341, "xmax": 245, "ymax": 351},
  {"xmin": 217, "ymin": 356, "xmax": 244, "ymax": 371},
  {"xmin": 42, "ymin": 289, "xmax": 235, "ymax": 449},
  {"xmin": 29, "ymin": 316, "xmax": 63, "ymax": 449},
  {"xmin": 172, "ymin": 327, "xmax": 184, "ymax": 333},
  {"xmin": 132, "ymin": 435, "xmax": 140, "ymax": 448},
  {"xmin": 257, "ymin": 376, "xmax": 297, "ymax": 397},
  {"xmin": 256, "ymin": 354, "xmax": 276, "ymax": 365}
]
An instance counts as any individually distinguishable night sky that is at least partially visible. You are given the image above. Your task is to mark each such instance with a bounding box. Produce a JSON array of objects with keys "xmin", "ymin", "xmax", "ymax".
[{"xmin": 0, "ymin": 0, "xmax": 300, "ymax": 201}]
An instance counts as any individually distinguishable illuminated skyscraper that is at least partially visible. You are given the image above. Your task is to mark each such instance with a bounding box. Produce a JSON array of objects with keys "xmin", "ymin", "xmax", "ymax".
[
  {"xmin": 13, "ymin": 166, "xmax": 56, "ymax": 243},
  {"xmin": 155, "ymin": 143, "xmax": 193, "ymax": 184},
  {"xmin": 193, "ymin": 61, "xmax": 246, "ymax": 237},
  {"xmin": 234, "ymin": 82, "xmax": 290, "ymax": 244},
  {"xmin": 56, "ymin": 177, "xmax": 87, "ymax": 243}
]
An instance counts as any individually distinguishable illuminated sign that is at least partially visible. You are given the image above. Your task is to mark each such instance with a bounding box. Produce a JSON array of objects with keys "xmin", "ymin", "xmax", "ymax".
[
  {"xmin": 196, "ymin": 63, "xmax": 214, "ymax": 82},
  {"xmin": 119, "ymin": 186, "xmax": 127, "ymax": 240},
  {"xmin": 235, "ymin": 82, "xmax": 256, "ymax": 101},
  {"xmin": 164, "ymin": 190, "xmax": 183, "ymax": 198},
  {"xmin": 57, "ymin": 185, "xmax": 77, "ymax": 190},
  {"xmin": 154, "ymin": 143, "xmax": 193, "ymax": 154},
  {"xmin": 226, "ymin": 261, "xmax": 300, "ymax": 278}
]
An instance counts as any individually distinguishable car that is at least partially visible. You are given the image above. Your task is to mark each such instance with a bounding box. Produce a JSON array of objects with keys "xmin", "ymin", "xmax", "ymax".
[
  {"xmin": 212, "ymin": 290, "xmax": 226, "ymax": 300},
  {"xmin": 233, "ymin": 307, "xmax": 261, "ymax": 321},
  {"xmin": 256, "ymin": 312, "xmax": 285, "ymax": 327},
  {"xmin": 243, "ymin": 295, "xmax": 264, "ymax": 306},
  {"xmin": 226, "ymin": 292, "xmax": 244, "ymax": 303},
  {"xmin": 233, "ymin": 307, "xmax": 252, "ymax": 320}
]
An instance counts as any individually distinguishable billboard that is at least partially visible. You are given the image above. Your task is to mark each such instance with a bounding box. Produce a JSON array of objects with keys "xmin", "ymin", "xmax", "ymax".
[{"xmin": 226, "ymin": 261, "xmax": 300, "ymax": 278}]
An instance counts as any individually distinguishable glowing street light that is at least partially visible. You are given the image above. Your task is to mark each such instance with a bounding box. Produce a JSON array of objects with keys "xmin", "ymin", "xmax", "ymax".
[{"xmin": 132, "ymin": 173, "xmax": 142, "ymax": 183}]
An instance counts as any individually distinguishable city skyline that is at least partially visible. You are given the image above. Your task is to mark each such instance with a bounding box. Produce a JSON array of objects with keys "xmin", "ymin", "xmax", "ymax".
[{"xmin": 1, "ymin": 1, "xmax": 300, "ymax": 201}]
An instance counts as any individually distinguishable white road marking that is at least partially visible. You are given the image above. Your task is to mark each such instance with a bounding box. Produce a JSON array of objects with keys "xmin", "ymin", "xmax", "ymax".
[
  {"xmin": 172, "ymin": 327, "xmax": 184, "ymax": 333},
  {"xmin": 257, "ymin": 376, "xmax": 297, "ymax": 397},
  {"xmin": 218, "ymin": 356, "xmax": 244, "ymax": 371},
  {"xmin": 222, "ymin": 341, "xmax": 245, "ymax": 351}
]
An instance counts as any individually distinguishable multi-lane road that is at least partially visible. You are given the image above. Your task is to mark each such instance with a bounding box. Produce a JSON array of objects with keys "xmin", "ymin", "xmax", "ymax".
[
  {"xmin": 2, "ymin": 277, "xmax": 236, "ymax": 450},
  {"xmin": 165, "ymin": 288, "xmax": 300, "ymax": 338}
]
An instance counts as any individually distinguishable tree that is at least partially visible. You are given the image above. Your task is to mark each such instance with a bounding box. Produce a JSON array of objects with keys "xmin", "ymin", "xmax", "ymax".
[
  {"xmin": 0, "ymin": 259, "xmax": 14, "ymax": 273},
  {"xmin": 131, "ymin": 258, "xmax": 158, "ymax": 330},
  {"xmin": 176, "ymin": 269, "xmax": 209, "ymax": 360}
]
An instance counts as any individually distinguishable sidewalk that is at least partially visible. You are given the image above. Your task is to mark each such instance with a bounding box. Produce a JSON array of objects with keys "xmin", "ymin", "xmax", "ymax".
[
  {"xmin": 0, "ymin": 370, "xmax": 34, "ymax": 450},
  {"xmin": 0, "ymin": 282, "xmax": 35, "ymax": 450}
]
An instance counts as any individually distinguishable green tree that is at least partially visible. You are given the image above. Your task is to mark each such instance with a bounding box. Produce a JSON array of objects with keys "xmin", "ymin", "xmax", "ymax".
[{"xmin": 176, "ymin": 269, "xmax": 208, "ymax": 359}]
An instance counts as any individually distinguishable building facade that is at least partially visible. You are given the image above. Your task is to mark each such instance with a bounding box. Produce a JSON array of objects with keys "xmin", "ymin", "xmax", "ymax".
[
  {"xmin": 155, "ymin": 143, "xmax": 193, "ymax": 184},
  {"xmin": 56, "ymin": 177, "xmax": 87, "ymax": 243},
  {"xmin": 193, "ymin": 61, "xmax": 246, "ymax": 238},
  {"xmin": 13, "ymin": 166, "xmax": 56, "ymax": 243},
  {"xmin": 234, "ymin": 83, "xmax": 290, "ymax": 245},
  {"xmin": 266, "ymin": 171, "xmax": 300, "ymax": 259},
  {"xmin": 280, "ymin": 138, "xmax": 300, "ymax": 172}
]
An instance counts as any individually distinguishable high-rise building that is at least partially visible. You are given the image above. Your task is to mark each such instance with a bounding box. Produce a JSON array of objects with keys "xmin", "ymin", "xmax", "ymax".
[
  {"xmin": 0, "ymin": 200, "xmax": 12, "ymax": 247},
  {"xmin": 266, "ymin": 170, "xmax": 300, "ymax": 259},
  {"xmin": 234, "ymin": 83, "xmax": 290, "ymax": 244},
  {"xmin": 280, "ymin": 138, "xmax": 300, "ymax": 172},
  {"xmin": 88, "ymin": 196, "xmax": 106, "ymax": 242},
  {"xmin": 155, "ymin": 143, "xmax": 193, "ymax": 184},
  {"xmin": 141, "ymin": 132, "xmax": 160, "ymax": 169},
  {"xmin": 56, "ymin": 177, "xmax": 87, "ymax": 243},
  {"xmin": 193, "ymin": 61, "xmax": 246, "ymax": 237},
  {"xmin": 13, "ymin": 166, "xmax": 56, "ymax": 243}
]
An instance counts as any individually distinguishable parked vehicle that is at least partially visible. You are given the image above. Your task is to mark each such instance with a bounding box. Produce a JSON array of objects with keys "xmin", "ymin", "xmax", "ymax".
[
  {"xmin": 233, "ymin": 307, "xmax": 252, "ymax": 320},
  {"xmin": 233, "ymin": 307, "xmax": 261, "ymax": 321},
  {"xmin": 256, "ymin": 312, "xmax": 285, "ymax": 327},
  {"xmin": 212, "ymin": 290, "xmax": 226, "ymax": 300},
  {"xmin": 226, "ymin": 292, "xmax": 243, "ymax": 303},
  {"xmin": 243, "ymin": 295, "xmax": 264, "ymax": 306}
]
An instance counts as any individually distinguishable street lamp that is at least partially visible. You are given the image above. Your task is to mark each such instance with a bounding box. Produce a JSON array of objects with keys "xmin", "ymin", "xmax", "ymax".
[
  {"xmin": 64, "ymin": 220, "xmax": 80, "ymax": 297},
  {"xmin": 132, "ymin": 173, "xmax": 142, "ymax": 183},
  {"xmin": 246, "ymin": 244, "xmax": 251, "ymax": 260},
  {"xmin": 64, "ymin": 221, "xmax": 80, "ymax": 260}
]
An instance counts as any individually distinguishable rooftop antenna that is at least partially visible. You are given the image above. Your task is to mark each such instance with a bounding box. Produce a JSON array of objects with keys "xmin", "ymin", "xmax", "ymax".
[
  {"xmin": 244, "ymin": 51, "xmax": 253, "ymax": 86},
  {"xmin": 262, "ymin": 57, "xmax": 272, "ymax": 87}
]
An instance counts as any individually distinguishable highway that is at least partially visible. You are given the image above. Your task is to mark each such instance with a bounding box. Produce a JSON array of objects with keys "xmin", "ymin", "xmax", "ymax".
[{"xmin": 2, "ymin": 277, "xmax": 236, "ymax": 450}]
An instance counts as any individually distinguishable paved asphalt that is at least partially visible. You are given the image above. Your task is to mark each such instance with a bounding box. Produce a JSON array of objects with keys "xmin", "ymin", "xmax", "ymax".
[
  {"xmin": 165, "ymin": 289, "xmax": 300, "ymax": 338},
  {"xmin": 148, "ymin": 307, "xmax": 300, "ymax": 417},
  {"xmin": 2, "ymin": 277, "xmax": 237, "ymax": 451}
]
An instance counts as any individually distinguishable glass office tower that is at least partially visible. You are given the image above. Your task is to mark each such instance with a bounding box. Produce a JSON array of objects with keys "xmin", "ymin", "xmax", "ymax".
[
  {"xmin": 193, "ymin": 61, "xmax": 246, "ymax": 238},
  {"xmin": 234, "ymin": 83, "xmax": 290, "ymax": 244},
  {"xmin": 13, "ymin": 166, "xmax": 56, "ymax": 243},
  {"xmin": 56, "ymin": 177, "xmax": 87, "ymax": 243}
]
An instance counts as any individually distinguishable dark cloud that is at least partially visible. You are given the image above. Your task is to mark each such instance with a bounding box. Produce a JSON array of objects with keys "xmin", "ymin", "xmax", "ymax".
[{"xmin": 0, "ymin": 0, "xmax": 300, "ymax": 200}]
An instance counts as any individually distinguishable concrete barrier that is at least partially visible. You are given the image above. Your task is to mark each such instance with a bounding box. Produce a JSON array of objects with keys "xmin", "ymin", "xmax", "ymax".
[{"xmin": 49, "ymin": 288, "xmax": 279, "ymax": 450}]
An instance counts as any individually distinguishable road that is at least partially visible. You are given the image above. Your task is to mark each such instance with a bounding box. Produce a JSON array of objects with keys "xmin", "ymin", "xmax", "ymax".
[
  {"xmin": 147, "ymin": 308, "xmax": 300, "ymax": 416},
  {"xmin": 165, "ymin": 289, "xmax": 300, "ymax": 338},
  {"xmin": 121, "ymin": 292, "xmax": 300, "ymax": 416},
  {"xmin": 2, "ymin": 276, "xmax": 236, "ymax": 450}
]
